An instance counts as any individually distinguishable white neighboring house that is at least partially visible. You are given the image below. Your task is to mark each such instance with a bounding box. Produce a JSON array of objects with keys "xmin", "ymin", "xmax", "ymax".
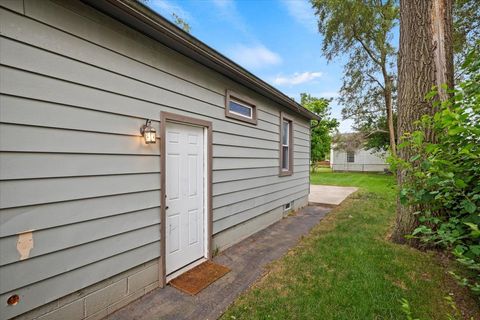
[{"xmin": 330, "ymin": 147, "xmax": 389, "ymax": 172}]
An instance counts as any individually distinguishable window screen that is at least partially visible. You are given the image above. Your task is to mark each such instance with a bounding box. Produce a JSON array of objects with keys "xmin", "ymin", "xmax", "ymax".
[{"xmin": 347, "ymin": 151, "xmax": 355, "ymax": 163}]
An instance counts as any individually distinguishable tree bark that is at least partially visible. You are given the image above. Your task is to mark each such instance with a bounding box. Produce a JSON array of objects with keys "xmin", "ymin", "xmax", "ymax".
[
  {"xmin": 391, "ymin": 0, "xmax": 454, "ymax": 245},
  {"xmin": 383, "ymin": 69, "xmax": 396, "ymax": 156}
]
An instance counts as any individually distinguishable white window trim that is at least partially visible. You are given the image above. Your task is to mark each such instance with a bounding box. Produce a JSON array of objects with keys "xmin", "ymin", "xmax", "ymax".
[
  {"xmin": 228, "ymin": 99, "xmax": 253, "ymax": 119},
  {"xmin": 281, "ymin": 121, "xmax": 290, "ymax": 170},
  {"xmin": 225, "ymin": 89, "xmax": 257, "ymax": 125},
  {"xmin": 279, "ymin": 112, "xmax": 293, "ymax": 176}
]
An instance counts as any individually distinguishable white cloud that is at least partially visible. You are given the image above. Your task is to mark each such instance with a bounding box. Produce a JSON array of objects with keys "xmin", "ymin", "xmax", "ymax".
[
  {"xmin": 211, "ymin": 0, "xmax": 234, "ymax": 10},
  {"xmin": 228, "ymin": 44, "xmax": 282, "ymax": 70},
  {"xmin": 148, "ymin": 0, "xmax": 192, "ymax": 23},
  {"xmin": 211, "ymin": 0, "xmax": 249, "ymax": 35},
  {"xmin": 281, "ymin": 0, "xmax": 317, "ymax": 31},
  {"xmin": 273, "ymin": 71, "xmax": 323, "ymax": 86}
]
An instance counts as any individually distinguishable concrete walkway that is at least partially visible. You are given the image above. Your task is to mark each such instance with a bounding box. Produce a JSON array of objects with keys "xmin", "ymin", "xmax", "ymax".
[
  {"xmin": 109, "ymin": 205, "xmax": 330, "ymax": 320},
  {"xmin": 309, "ymin": 185, "xmax": 358, "ymax": 206}
]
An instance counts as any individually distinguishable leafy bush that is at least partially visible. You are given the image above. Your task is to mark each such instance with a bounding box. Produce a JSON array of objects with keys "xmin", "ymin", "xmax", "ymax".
[
  {"xmin": 401, "ymin": 296, "xmax": 467, "ymax": 320},
  {"xmin": 391, "ymin": 44, "xmax": 480, "ymax": 296}
]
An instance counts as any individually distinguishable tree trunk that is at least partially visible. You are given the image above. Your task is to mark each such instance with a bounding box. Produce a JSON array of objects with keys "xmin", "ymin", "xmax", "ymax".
[
  {"xmin": 391, "ymin": 0, "xmax": 454, "ymax": 245},
  {"xmin": 383, "ymin": 70, "xmax": 396, "ymax": 156}
]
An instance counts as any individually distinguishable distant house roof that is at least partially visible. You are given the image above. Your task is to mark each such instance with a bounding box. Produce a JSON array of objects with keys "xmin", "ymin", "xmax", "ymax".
[{"xmin": 82, "ymin": 0, "xmax": 321, "ymax": 121}]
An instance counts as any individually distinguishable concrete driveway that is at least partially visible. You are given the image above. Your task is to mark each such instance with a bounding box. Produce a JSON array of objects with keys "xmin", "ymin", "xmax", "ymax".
[
  {"xmin": 309, "ymin": 185, "xmax": 358, "ymax": 206},
  {"xmin": 109, "ymin": 205, "xmax": 331, "ymax": 320}
]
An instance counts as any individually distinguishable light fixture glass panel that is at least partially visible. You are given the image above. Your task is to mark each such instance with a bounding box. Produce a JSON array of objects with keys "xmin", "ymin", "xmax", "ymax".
[{"xmin": 145, "ymin": 130, "xmax": 156, "ymax": 144}]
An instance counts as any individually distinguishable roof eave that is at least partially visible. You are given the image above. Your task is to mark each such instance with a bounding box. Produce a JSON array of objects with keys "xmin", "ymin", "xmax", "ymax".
[{"xmin": 81, "ymin": 0, "xmax": 321, "ymax": 121}]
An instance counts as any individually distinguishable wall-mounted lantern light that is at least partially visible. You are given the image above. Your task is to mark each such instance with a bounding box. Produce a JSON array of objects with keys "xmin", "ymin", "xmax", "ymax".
[{"xmin": 140, "ymin": 119, "xmax": 156, "ymax": 144}]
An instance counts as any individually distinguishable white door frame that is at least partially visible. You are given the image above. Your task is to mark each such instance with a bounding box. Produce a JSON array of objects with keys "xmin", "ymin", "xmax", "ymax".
[{"xmin": 159, "ymin": 112, "xmax": 213, "ymax": 287}]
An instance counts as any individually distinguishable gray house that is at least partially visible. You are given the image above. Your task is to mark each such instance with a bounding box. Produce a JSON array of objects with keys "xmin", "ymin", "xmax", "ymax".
[{"xmin": 0, "ymin": 1, "xmax": 318, "ymax": 319}]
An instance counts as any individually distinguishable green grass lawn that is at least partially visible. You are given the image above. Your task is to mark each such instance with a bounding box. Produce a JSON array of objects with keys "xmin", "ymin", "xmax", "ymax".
[{"xmin": 222, "ymin": 172, "xmax": 478, "ymax": 320}]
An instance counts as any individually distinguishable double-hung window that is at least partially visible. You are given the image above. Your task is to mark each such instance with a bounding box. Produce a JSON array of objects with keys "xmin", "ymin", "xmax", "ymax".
[
  {"xmin": 347, "ymin": 151, "xmax": 355, "ymax": 163},
  {"xmin": 279, "ymin": 112, "xmax": 293, "ymax": 176},
  {"xmin": 225, "ymin": 90, "xmax": 257, "ymax": 125}
]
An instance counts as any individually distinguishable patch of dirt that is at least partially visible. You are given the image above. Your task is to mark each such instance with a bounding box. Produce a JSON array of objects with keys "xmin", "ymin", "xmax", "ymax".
[{"xmin": 384, "ymin": 275, "xmax": 408, "ymax": 290}]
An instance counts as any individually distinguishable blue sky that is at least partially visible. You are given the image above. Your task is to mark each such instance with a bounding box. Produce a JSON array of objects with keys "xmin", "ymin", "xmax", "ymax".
[{"xmin": 146, "ymin": 0, "xmax": 354, "ymax": 132}]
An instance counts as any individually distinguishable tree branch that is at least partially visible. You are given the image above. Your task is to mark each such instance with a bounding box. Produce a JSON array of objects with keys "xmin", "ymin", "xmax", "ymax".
[
  {"xmin": 352, "ymin": 31, "xmax": 383, "ymax": 67},
  {"xmin": 366, "ymin": 72, "xmax": 385, "ymax": 90},
  {"xmin": 364, "ymin": 129, "xmax": 389, "ymax": 137}
]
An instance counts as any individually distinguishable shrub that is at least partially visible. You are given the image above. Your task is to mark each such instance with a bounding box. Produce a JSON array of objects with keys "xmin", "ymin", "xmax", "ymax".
[{"xmin": 391, "ymin": 43, "xmax": 480, "ymax": 296}]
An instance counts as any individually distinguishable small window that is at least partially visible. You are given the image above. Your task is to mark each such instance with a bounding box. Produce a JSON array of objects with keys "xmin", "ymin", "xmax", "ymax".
[
  {"xmin": 279, "ymin": 112, "xmax": 293, "ymax": 176},
  {"xmin": 284, "ymin": 201, "xmax": 293, "ymax": 211},
  {"xmin": 225, "ymin": 90, "xmax": 257, "ymax": 125},
  {"xmin": 347, "ymin": 151, "xmax": 355, "ymax": 163},
  {"xmin": 229, "ymin": 100, "xmax": 253, "ymax": 118},
  {"xmin": 282, "ymin": 121, "xmax": 290, "ymax": 168}
]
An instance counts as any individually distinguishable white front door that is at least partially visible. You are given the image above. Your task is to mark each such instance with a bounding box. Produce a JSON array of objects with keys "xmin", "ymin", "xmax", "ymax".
[{"xmin": 165, "ymin": 121, "xmax": 205, "ymax": 275}]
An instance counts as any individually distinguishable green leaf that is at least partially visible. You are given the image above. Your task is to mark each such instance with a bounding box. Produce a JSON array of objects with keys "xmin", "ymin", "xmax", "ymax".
[
  {"xmin": 399, "ymin": 189, "xmax": 409, "ymax": 205},
  {"xmin": 412, "ymin": 225, "xmax": 431, "ymax": 236},
  {"xmin": 464, "ymin": 222, "xmax": 478, "ymax": 231},
  {"xmin": 469, "ymin": 245, "xmax": 480, "ymax": 256},
  {"xmin": 409, "ymin": 154, "xmax": 421, "ymax": 162},
  {"xmin": 448, "ymin": 127, "xmax": 463, "ymax": 135},
  {"xmin": 425, "ymin": 90, "xmax": 437, "ymax": 100},
  {"xmin": 455, "ymin": 179, "xmax": 467, "ymax": 188},
  {"xmin": 463, "ymin": 201, "xmax": 477, "ymax": 214},
  {"xmin": 464, "ymin": 222, "xmax": 480, "ymax": 238},
  {"xmin": 453, "ymin": 245, "xmax": 466, "ymax": 255}
]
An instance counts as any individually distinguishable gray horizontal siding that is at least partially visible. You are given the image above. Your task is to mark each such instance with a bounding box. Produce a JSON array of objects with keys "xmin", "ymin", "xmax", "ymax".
[
  {"xmin": 213, "ymin": 180, "xmax": 309, "ymax": 230},
  {"xmin": 0, "ymin": 191, "xmax": 161, "ymax": 237},
  {"xmin": 213, "ymin": 177, "xmax": 309, "ymax": 209},
  {"xmin": 213, "ymin": 188, "xmax": 309, "ymax": 234},
  {"xmin": 212, "ymin": 167, "xmax": 283, "ymax": 183},
  {"xmin": 0, "ymin": 224, "xmax": 160, "ymax": 293},
  {"xmin": 0, "ymin": 242, "xmax": 160, "ymax": 320},
  {"xmin": 1, "ymin": 66, "xmax": 280, "ymax": 141},
  {"xmin": 0, "ymin": 207, "xmax": 160, "ymax": 266},
  {"xmin": 0, "ymin": 94, "xmax": 161, "ymax": 137},
  {"xmin": 0, "ymin": 152, "xmax": 161, "ymax": 180},
  {"xmin": 213, "ymin": 170, "xmax": 309, "ymax": 196},
  {"xmin": 0, "ymin": 0, "xmax": 311, "ymax": 318},
  {"xmin": 0, "ymin": 173, "xmax": 161, "ymax": 209},
  {"xmin": 0, "ymin": 123, "xmax": 159, "ymax": 155},
  {"xmin": 0, "ymin": 0, "xmax": 22, "ymax": 13}
]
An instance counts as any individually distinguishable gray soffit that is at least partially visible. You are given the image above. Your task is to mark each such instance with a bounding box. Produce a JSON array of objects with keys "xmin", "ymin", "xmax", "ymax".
[{"xmin": 81, "ymin": 0, "xmax": 321, "ymax": 121}]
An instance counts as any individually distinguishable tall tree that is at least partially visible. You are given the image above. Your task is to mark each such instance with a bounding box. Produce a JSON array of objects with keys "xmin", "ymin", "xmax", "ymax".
[
  {"xmin": 453, "ymin": 0, "xmax": 480, "ymax": 80},
  {"xmin": 311, "ymin": 0, "xmax": 398, "ymax": 155},
  {"xmin": 392, "ymin": 0, "xmax": 454, "ymax": 244},
  {"xmin": 301, "ymin": 94, "xmax": 339, "ymax": 171}
]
